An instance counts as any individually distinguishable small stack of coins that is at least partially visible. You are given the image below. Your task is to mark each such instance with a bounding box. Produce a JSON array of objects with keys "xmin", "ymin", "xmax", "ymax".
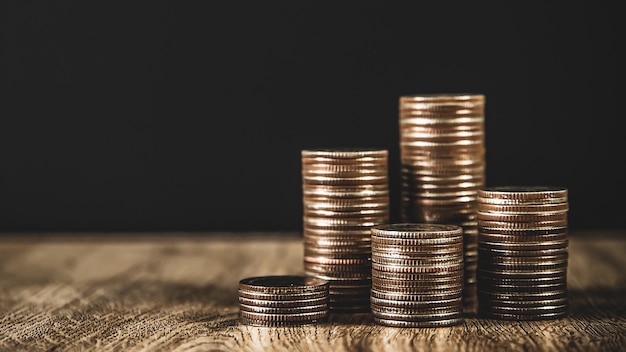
[
  {"xmin": 301, "ymin": 148, "xmax": 390, "ymax": 312},
  {"xmin": 398, "ymin": 93, "xmax": 486, "ymax": 313},
  {"xmin": 238, "ymin": 275, "xmax": 330, "ymax": 326},
  {"xmin": 370, "ymin": 223, "xmax": 465, "ymax": 327},
  {"xmin": 476, "ymin": 186, "xmax": 569, "ymax": 320}
]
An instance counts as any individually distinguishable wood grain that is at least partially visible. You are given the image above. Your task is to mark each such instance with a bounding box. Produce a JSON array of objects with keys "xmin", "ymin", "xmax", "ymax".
[{"xmin": 0, "ymin": 231, "xmax": 624, "ymax": 352}]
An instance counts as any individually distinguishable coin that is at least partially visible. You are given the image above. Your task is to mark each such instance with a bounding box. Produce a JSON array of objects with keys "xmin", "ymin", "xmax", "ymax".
[
  {"xmin": 372, "ymin": 317, "xmax": 463, "ymax": 327},
  {"xmin": 238, "ymin": 296, "xmax": 329, "ymax": 308},
  {"xmin": 477, "ymin": 186, "xmax": 567, "ymax": 200},
  {"xmin": 239, "ymin": 276, "xmax": 329, "ymax": 294}
]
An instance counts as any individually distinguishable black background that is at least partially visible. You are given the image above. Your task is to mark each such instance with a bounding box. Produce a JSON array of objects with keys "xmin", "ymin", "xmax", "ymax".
[{"xmin": 1, "ymin": 1, "xmax": 623, "ymax": 233}]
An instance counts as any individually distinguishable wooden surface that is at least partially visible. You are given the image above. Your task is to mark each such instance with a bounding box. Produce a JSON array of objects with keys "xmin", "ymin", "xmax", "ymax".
[{"xmin": 0, "ymin": 231, "xmax": 625, "ymax": 352}]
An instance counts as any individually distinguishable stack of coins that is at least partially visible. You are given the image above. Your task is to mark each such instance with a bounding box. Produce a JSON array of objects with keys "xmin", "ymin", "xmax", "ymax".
[
  {"xmin": 238, "ymin": 275, "xmax": 330, "ymax": 326},
  {"xmin": 398, "ymin": 93, "xmax": 486, "ymax": 313},
  {"xmin": 370, "ymin": 223, "xmax": 465, "ymax": 327},
  {"xmin": 476, "ymin": 186, "xmax": 569, "ymax": 320},
  {"xmin": 301, "ymin": 148, "xmax": 390, "ymax": 312}
]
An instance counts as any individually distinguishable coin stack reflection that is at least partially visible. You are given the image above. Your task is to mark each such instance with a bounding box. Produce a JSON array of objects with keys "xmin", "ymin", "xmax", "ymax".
[
  {"xmin": 238, "ymin": 275, "xmax": 330, "ymax": 326},
  {"xmin": 476, "ymin": 186, "xmax": 569, "ymax": 320},
  {"xmin": 370, "ymin": 223, "xmax": 464, "ymax": 327},
  {"xmin": 302, "ymin": 148, "xmax": 390, "ymax": 312},
  {"xmin": 398, "ymin": 93, "xmax": 485, "ymax": 313}
]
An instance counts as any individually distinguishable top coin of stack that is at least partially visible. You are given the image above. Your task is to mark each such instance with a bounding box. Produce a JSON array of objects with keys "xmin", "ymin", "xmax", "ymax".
[
  {"xmin": 398, "ymin": 93, "xmax": 485, "ymax": 313},
  {"xmin": 476, "ymin": 186, "xmax": 569, "ymax": 321},
  {"xmin": 301, "ymin": 148, "xmax": 390, "ymax": 312},
  {"xmin": 238, "ymin": 275, "xmax": 330, "ymax": 326}
]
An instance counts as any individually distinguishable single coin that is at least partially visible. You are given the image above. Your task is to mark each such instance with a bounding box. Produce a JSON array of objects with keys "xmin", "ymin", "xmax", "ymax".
[
  {"xmin": 238, "ymin": 296, "xmax": 329, "ymax": 308},
  {"xmin": 478, "ymin": 304, "xmax": 568, "ymax": 315},
  {"xmin": 373, "ymin": 316, "xmax": 463, "ymax": 327},
  {"xmin": 477, "ymin": 283, "xmax": 567, "ymax": 293},
  {"xmin": 478, "ymin": 232, "xmax": 568, "ymax": 243},
  {"xmin": 371, "ymin": 256, "xmax": 463, "ymax": 267},
  {"xmin": 304, "ymin": 272, "xmax": 372, "ymax": 282},
  {"xmin": 478, "ymin": 310, "xmax": 568, "ymax": 321},
  {"xmin": 476, "ymin": 212, "xmax": 568, "ymax": 222},
  {"xmin": 477, "ymin": 276, "xmax": 567, "ymax": 286},
  {"xmin": 372, "ymin": 223, "xmax": 463, "ymax": 237},
  {"xmin": 372, "ymin": 281, "xmax": 464, "ymax": 293},
  {"xmin": 477, "ymin": 290, "xmax": 568, "ymax": 300},
  {"xmin": 371, "ymin": 309, "xmax": 463, "ymax": 322},
  {"xmin": 240, "ymin": 316, "xmax": 328, "ymax": 327},
  {"xmin": 370, "ymin": 304, "xmax": 462, "ymax": 315},
  {"xmin": 239, "ymin": 275, "xmax": 329, "ymax": 294},
  {"xmin": 237, "ymin": 289, "xmax": 329, "ymax": 301},
  {"xmin": 371, "ymin": 235, "xmax": 463, "ymax": 246},
  {"xmin": 239, "ymin": 303, "xmax": 329, "ymax": 314},
  {"xmin": 476, "ymin": 268, "xmax": 567, "ymax": 279},
  {"xmin": 477, "ymin": 186, "xmax": 567, "ymax": 200},
  {"xmin": 372, "ymin": 268, "xmax": 464, "ymax": 281},
  {"xmin": 303, "ymin": 256, "xmax": 370, "ymax": 265},
  {"xmin": 301, "ymin": 148, "xmax": 388, "ymax": 158},
  {"xmin": 477, "ymin": 202, "xmax": 569, "ymax": 214},
  {"xmin": 478, "ymin": 240, "xmax": 568, "ymax": 251},
  {"xmin": 372, "ymin": 261, "xmax": 464, "ymax": 273},
  {"xmin": 239, "ymin": 309, "xmax": 330, "ymax": 322},
  {"xmin": 477, "ymin": 247, "xmax": 568, "ymax": 257},
  {"xmin": 477, "ymin": 219, "xmax": 568, "ymax": 230}
]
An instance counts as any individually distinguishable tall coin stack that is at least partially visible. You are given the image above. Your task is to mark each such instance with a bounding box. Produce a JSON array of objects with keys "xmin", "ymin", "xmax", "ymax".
[
  {"xmin": 302, "ymin": 148, "xmax": 390, "ymax": 312},
  {"xmin": 398, "ymin": 93, "xmax": 486, "ymax": 313},
  {"xmin": 238, "ymin": 275, "xmax": 330, "ymax": 326},
  {"xmin": 370, "ymin": 223, "xmax": 465, "ymax": 327},
  {"xmin": 476, "ymin": 186, "xmax": 569, "ymax": 320}
]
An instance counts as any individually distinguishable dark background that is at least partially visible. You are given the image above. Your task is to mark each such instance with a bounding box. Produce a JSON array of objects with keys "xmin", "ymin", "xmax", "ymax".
[{"xmin": 1, "ymin": 1, "xmax": 623, "ymax": 233}]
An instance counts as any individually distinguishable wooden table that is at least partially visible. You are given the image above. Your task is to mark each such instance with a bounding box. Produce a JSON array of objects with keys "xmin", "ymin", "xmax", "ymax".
[{"xmin": 1, "ymin": 231, "xmax": 624, "ymax": 352}]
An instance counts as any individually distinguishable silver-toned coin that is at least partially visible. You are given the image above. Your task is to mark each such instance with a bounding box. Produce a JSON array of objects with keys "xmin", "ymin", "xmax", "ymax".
[
  {"xmin": 373, "ymin": 316, "xmax": 463, "ymax": 327},
  {"xmin": 303, "ymin": 256, "xmax": 370, "ymax": 265},
  {"xmin": 477, "ymin": 202, "xmax": 569, "ymax": 214},
  {"xmin": 370, "ymin": 291, "xmax": 463, "ymax": 303},
  {"xmin": 372, "ymin": 261, "xmax": 464, "ymax": 273},
  {"xmin": 372, "ymin": 223, "xmax": 463, "ymax": 238},
  {"xmin": 370, "ymin": 304, "xmax": 463, "ymax": 315},
  {"xmin": 239, "ymin": 310, "xmax": 330, "ymax": 322},
  {"xmin": 239, "ymin": 316, "xmax": 328, "ymax": 327},
  {"xmin": 476, "ymin": 212, "xmax": 568, "ymax": 222},
  {"xmin": 371, "ymin": 235, "xmax": 463, "ymax": 246},
  {"xmin": 477, "ymin": 247, "xmax": 568, "ymax": 257},
  {"xmin": 478, "ymin": 311, "xmax": 567, "ymax": 321},
  {"xmin": 239, "ymin": 275, "xmax": 329, "ymax": 294},
  {"xmin": 239, "ymin": 303, "xmax": 329, "ymax": 314},
  {"xmin": 371, "ymin": 309, "xmax": 463, "ymax": 322},
  {"xmin": 238, "ymin": 289, "xmax": 329, "ymax": 301},
  {"xmin": 238, "ymin": 296, "xmax": 329, "ymax": 308},
  {"xmin": 372, "ymin": 282, "xmax": 464, "ymax": 293},
  {"xmin": 477, "ymin": 186, "xmax": 567, "ymax": 200}
]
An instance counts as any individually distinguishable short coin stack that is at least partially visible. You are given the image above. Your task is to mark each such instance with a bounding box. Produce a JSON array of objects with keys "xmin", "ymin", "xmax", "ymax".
[
  {"xmin": 302, "ymin": 148, "xmax": 390, "ymax": 312},
  {"xmin": 398, "ymin": 93, "xmax": 486, "ymax": 313},
  {"xmin": 370, "ymin": 223, "xmax": 465, "ymax": 327},
  {"xmin": 476, "ymin": 186, "xmax": 570, "ymax": 320},
  {"xmin": 238, "ymin": 275, "xmax": 330, "ymax": 326}
]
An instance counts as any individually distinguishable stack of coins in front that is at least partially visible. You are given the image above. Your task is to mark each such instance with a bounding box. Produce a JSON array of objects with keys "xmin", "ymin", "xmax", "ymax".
[
  {"xmin": 398, "ymin": 93, "xmax": 486, "ymax": 313},
  {"xmin": 238, "ymin": 275, "xmax": 330, "ymax": 326},
  {"xmin": 301, "ymin": 148, "xmax": 390, "ymax": 312},
  {"xmin": 370, "ymin": 223, "xmax": 465, "ymax": 327},
  {"xmin": 476, "ymin": 186, "xmax": 570, "ymax": 320}
]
